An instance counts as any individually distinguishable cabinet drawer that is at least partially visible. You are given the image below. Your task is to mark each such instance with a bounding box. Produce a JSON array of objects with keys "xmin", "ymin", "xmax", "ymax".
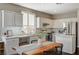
[
  {"xmin": 0, "ymin": 44, "xmax": 4, "ymax": 48},
  {"xmin": 0, "ymin": 42, "xmax": 4, "ymax": 55},
  {"xmin": 0, "ymin": 50, "xmax": 4, "ymax": 55},
  {"xmin": 0, "ymin": 42, "xmax": 4, "ymax": 48}
]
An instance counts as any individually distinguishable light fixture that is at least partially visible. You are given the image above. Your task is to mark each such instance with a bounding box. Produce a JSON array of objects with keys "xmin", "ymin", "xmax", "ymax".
[
  {"xmin": 54, "ymin": 10, "xmax": 56, "ymax": 12},
  {"xmin": 56, "ymin": 3, "xmax": 64, "ymax": 5}
]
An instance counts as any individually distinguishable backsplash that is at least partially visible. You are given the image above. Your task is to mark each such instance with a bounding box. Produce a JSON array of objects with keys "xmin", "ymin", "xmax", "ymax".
[
  {"xmin": 1, "ymin": 26, "xmax": 22, "ymax": 36},
  {"xmin": 1, "ymin": 26, "xmax": 37, "ymax": 36}
]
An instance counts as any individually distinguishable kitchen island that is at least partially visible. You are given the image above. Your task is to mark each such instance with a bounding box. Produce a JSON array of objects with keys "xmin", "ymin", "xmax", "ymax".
[
  {"xmin": 1, "ymin": 33, "xmax": 47, "ymax": 55},
  {"xmin": 1, "ymin": 34, "xmax": 35, "ymax": 54},
  {"xmin": 12, "ymin": 41, "xmax": 63, "ymax": 55}
]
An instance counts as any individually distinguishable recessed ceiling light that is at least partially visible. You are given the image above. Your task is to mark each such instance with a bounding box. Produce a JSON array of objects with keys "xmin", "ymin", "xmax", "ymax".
[
  {"xmin": 54, "ymin": 10, "xmax": 56, "ymax": 12},
  {"xmin": 56, "ymin": 3, "xmax": 64, "ymax": 5}
]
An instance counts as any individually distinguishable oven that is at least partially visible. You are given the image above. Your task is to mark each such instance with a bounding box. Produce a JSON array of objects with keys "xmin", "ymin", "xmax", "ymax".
[{"xmin": 19, "ymin": 37, "xmax": 30, "ymax": 46}]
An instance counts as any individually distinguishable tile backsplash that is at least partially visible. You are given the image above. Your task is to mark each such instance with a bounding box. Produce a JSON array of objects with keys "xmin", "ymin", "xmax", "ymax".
[{"xmin": 1, "ymin": 26, "xmax": 22, "ymax": 35}]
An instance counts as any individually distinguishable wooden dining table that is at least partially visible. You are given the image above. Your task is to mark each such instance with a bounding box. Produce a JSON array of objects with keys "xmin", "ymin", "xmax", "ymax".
[{"xmin": 22, "ymin": 42, "xmax": 63, "ymax": 55}]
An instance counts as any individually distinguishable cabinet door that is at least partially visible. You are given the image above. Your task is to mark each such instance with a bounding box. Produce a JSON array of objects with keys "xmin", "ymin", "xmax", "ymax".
[
  {"xmin": 5, "ymin": 38, "xmax": 19, "ymax": 55},
  {"xmin": 36, "ymin": 17, "xmax": 41, "ymax": 28},
  {"xmin": 4, "ymin": 11, "xmax": 15, "ymax": 27},
  {"xmin": 0, "ymin": 11, "xmax": 2, "ymax": 35},
  {"xmin": 71, "ymin": 22, "xmax": 76, "ymax": 34},
  {"xmin": 14, "ymin": 13, "xmax": 23, "ymax": 27}
]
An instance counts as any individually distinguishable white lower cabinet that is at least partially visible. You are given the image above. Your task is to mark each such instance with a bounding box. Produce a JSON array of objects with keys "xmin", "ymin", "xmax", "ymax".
[
  {"xmin": 55, "ymin": 34, "xmax": 76, "ymax": 54},
  {"xmin": 5, "ymin": 38, "xmax": 19, "ymax": 55}
]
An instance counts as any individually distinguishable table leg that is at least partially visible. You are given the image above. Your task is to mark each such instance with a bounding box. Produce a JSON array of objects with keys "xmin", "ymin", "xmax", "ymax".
[
  {"xmin": 55, "ymin": 44, "xmax": 63, "ymax": 55},
  {"xmin": 60, "ymin": 44, "xmax": 63, "ymax": 54}
]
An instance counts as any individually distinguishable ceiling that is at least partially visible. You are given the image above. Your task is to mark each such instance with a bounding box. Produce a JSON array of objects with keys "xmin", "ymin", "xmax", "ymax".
[{"xmin": 15, "ymin": 3, "xmax": 79, "ymax": 15}]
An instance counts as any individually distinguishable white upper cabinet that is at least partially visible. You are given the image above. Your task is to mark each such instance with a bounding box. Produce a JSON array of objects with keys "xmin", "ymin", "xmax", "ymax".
[
  {"xmin": 14, "ymin": 13, "xmax": 23, "ymax": 27},
  {"xmin": 0, "ymin": 12, "xmax": 2, "ymax": 27},
  {"xmin": 36, "ymin": 17, "xmax": 41, "ymax": 28},
  {"xmin": 4, "ymin": 11, "xmax": 15, "ymax": 27},
  {"xmin": 2, "ymin": 10, "xmax": 23, "ymax": 27},
  {"xmin": 0, "ymin": 11, "xmax": 2, "ymax": 34},
  {"xmin": 77, "ymin": 10, "xmax": 79, "ymax": 18}
]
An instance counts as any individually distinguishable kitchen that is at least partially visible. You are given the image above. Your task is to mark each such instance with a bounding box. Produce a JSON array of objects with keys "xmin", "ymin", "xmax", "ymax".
[{"xmin": 0, "ymin": 3, "xmax": 78, "ymax": 55}]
